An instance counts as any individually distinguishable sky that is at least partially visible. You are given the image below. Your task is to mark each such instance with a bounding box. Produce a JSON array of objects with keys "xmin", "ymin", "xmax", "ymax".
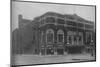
[{"xmin": 12, "ymin": 1, "xmax": 95, "ymax": 31}]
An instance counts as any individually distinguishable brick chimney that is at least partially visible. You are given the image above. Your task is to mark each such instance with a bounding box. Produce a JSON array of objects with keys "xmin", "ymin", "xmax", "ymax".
[{"xmin": 18, "ymin": 14, "xmax": 23, "ymax": 28}]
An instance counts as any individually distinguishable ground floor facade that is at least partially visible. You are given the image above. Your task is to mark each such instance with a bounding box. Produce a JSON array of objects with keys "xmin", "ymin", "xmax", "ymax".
[{"xmin": 33, "ymin": 24, "xmax": 95, "ymax": 55}]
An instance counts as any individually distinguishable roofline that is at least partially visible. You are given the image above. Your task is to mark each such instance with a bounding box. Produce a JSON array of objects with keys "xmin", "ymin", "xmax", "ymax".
[{"xmin": 12, "ymin": 0, "xmax": 96, "ymax": 7}]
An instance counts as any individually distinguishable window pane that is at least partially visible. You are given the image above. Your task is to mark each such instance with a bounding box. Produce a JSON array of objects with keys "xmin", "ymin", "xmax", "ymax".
[
  {"xmin": 86, "ymin": 32, "xmax": 92, "ymax": 44},
  {"xmin": 85, "ymin": 24, "xmax": 94, "ymax": 29},
  {"xmin": 77, "ymin": 23, "xmax": 84, "ymax": 28},
  {"xmin": 47, "ymin": 33, "xmax": 53, "ymax": 43},
  {"xmin": 74, "ymin": 36, "xmax": 77, "ymax": 41},
  {"xmin": 79, "ymin": 36, "xmax": 82, "ymax": 41},
  {"xmin": 67, "ymin": 21, "xmax": 77, "ymax": 26},
  {"xmin": 87, "ymin": 34, "xmax": 91, "ymax": 43},
  {"xmin": 45, "ymin": 17, "xmax": 55, "ymax": 23},
  {"xmin": 57, "ymin": 19, "xmax": 65, "ymax": 24},
  {"xmin": 74, "ymin": 36, "xmax": 77, "ymax": 44},
  {"xmin": 69, "ymin": 36, "xmax": 72, "ymax": 44},
  {"xmin": 58, "ymin": 34, "xmax": 63, "ymax": 42}
]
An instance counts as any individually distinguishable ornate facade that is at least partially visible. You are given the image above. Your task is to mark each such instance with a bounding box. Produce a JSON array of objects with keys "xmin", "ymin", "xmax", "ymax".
[{"xmin": 12, "ymin": 12, "xmax": 95, "ymax": 55}]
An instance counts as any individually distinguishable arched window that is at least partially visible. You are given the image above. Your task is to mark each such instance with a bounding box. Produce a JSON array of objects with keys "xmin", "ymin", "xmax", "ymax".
[
  {"xmin": 46, "ymin": 29, "xmax": 54, "ymax": 44},
  {"xmin": 57, "ymin": 29, "xmax": 64, "ymax": 43}
]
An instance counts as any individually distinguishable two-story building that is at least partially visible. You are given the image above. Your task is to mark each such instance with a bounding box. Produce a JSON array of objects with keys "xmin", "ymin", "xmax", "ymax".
[{"xmin": 12, "ymin": 12, "xmax": 95, "ymax": 55}]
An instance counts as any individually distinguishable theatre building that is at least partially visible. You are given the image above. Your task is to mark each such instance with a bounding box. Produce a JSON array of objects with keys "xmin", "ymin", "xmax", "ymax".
[{"xmin": 12, "ymin": 12, "xmax": 95, "ymax": 55}]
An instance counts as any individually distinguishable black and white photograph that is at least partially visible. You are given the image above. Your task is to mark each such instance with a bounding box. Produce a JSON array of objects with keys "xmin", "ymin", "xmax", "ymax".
[{"xmin": 11, "ymin": 0, "xmax": 96, "ymax": 66}]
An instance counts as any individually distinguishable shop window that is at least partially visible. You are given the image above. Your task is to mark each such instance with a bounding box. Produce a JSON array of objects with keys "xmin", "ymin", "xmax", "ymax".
[
  {"xmin": 46, "ymin": 29, "xmax": 54, "ymax": 44},
  {"xmin": 57, "ymin": 29, "xmax": 64, "ymax": 43}
]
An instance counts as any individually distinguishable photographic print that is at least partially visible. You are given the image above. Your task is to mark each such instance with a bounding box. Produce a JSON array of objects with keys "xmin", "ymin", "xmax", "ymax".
[{"xmin": 11, "ymin": 0, "xmax": 96, "ymax": 66}]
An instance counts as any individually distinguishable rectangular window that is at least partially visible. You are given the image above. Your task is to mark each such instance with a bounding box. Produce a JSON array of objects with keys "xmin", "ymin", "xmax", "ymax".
[
  {"xmin": 66, "ymin": 21, "xmax": 77, "ymax": 26},
  {"xmin": 45, "ymin": 17, "xmax": 55, "ymax": 23},
  {"xmin": 74, "ymin": 36, "xmax": 77, "ymax": 45},
  {"xmin": 85, "ymin": 24, "xmax": 94, "ymax": 29},
  {"xmin": 77, "ymin": 23, "xmax": 84, "ymax": 28},
  {"xmin": 69, "ymin": 36, "xmax": 72, "ymax": 44},
  {"xmin": 57, "ymin": 19, "xmax": 65, "ymax": 24}
]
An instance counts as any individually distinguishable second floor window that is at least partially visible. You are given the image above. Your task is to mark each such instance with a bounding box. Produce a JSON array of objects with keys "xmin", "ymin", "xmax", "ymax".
[
  {"xmin": 45, "ymin": 17, "xmax": 55, "ymax": 23},
  {"xmin": 57, "ymin": 18, "xmax": 65, "ymax": 24}
]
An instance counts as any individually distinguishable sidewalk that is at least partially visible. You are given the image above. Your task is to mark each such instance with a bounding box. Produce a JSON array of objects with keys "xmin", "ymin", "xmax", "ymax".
[{"xmin": 12, "ymin": 53, "xmax": 95, "ymax": 65}]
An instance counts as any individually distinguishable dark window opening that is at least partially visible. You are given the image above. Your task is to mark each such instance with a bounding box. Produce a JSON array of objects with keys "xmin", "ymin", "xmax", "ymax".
[
  {"xmin": 45, "ymin": 17, "xmax": 55, "ymax": 23},
  {"xmin": 57, "ymin": 19, "xmax": 65, "ymax": 24},
  {"xmin": 47, "ymin": 33, "xmax": 53, "ymax": 43},
  {"xmin": 74, "ymin": 36, "xmax": 77, "ymax": 41},
  {"xmin": 87, "ymin": 34, "xmax": 91, "ymax": 44},
  {"xmin": 85, "ymin": 24, "xmax": 94, "ymax": 29},
  {"xmin": 66, "ymin": 21, "xmax": 77, "ymax": 26},
  {"xmin": 41, "ymin": 19, "xmax": 44, "ymax": 24},
  {"xmin": 77, "ymin": 23, "xmax": 84, "ymax": 27},
  {"xmin": 74, "ymin": 36, "xmax": 77, "ymax": 45},
  {"xmin": 79, "ymin": 36, "xmax": 82, "ymax": 41},
  {"xmin": 58, "ymin": 34, "xmax": 63, "ymax": 42},
  {"xmin": 69, "ymin": 36, "xmax": 72, "ymax": 44}
]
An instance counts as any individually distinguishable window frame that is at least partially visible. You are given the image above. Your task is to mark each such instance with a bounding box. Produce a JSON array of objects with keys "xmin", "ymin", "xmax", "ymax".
[
  {"xmin": 57, "ymin": 29, "xmax": 64, "ymax": 43},
  {"xmin": 45, "ymin": 17, "xmax": 55, "ymax": 23},
  {"xmin": 86, "ymin": 32, "xmax": 92, "ymax": 44},
  {"xmin": 57, "ymin": 18, "xmax": 65, "ymax": 25},
  {"xmin": 46, "ymin": 29, "xmax": 54, "ymax": 44}
]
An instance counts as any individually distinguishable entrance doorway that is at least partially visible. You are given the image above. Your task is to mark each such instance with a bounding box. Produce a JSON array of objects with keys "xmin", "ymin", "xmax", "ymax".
[
  {"xmin": 46, "ymin": 48, "xmax": 54, "ymax": 55},
  {"xmin": 57, "ymin": 48, "xmax": 64, "ymax": 55},
  {"xmin": 41, "ymin": 48, "xmax": 45, "ymax": 55}
]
